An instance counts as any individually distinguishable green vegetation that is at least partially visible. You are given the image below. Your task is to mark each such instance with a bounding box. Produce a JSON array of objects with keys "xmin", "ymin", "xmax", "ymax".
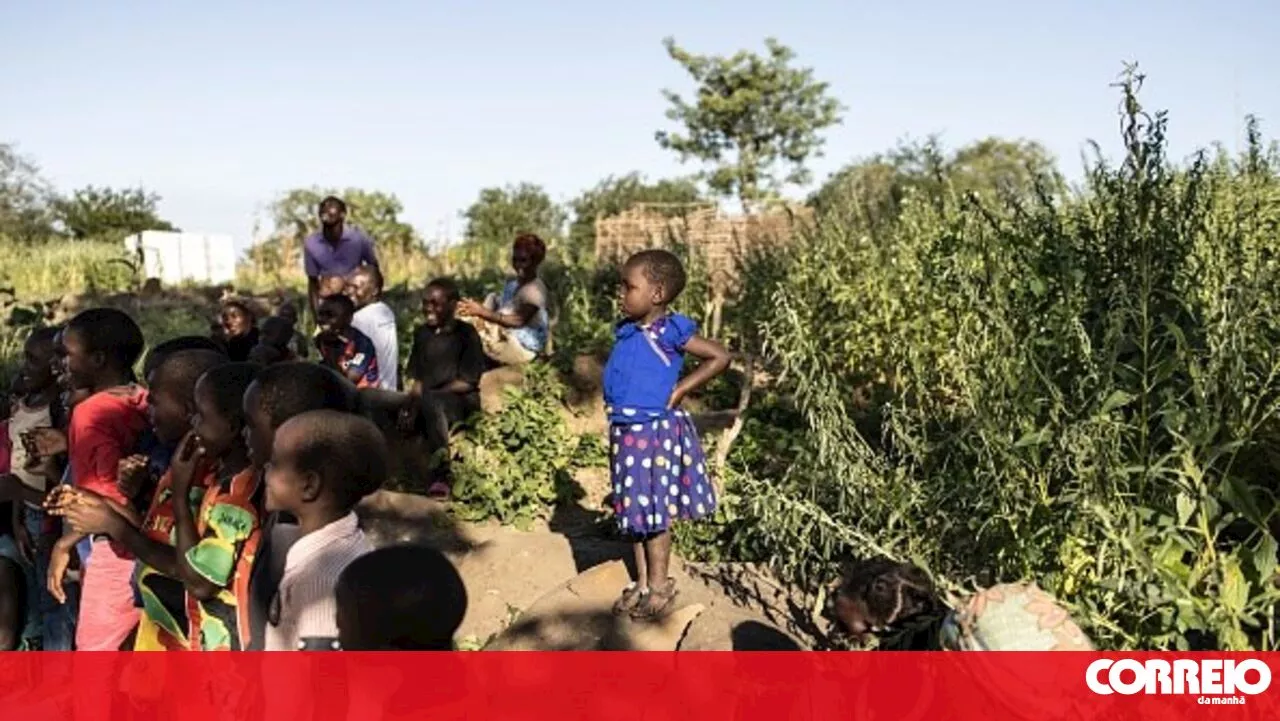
[{"xmin": 3, "ymin": 41, "xmax": 1277, "ymax": 652}]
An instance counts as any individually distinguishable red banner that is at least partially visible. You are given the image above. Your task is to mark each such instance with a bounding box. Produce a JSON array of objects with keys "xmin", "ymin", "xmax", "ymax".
[{"xmin": 1, "ymin": 652, "xmax": 1276, "ymax": 720}]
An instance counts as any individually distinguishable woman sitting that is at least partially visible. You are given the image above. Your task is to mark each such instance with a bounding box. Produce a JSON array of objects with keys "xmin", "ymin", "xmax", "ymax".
[
  {"xmin": 831, "ymin": 557, "xmax": 1093, "ymax": 651},
  {"xmin": 457, "ymin": 233, "xmax": 550, "ymax": 366}
]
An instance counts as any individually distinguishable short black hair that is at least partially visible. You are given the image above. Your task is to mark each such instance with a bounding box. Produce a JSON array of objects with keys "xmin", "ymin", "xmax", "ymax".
[
  {"xmin": 143, "ymin": 336, "xmax": 227, "ymax": 380},
  {"xmin": 66, "ymin": 308, "xmax": 146, "ymax": 372},
  {"xmin": 252, "ymin": 362, "xmax": 356, "ymax": 430},
  {"xmin": 336, "ymin": 545, "xmax": 467, "ymax": 651},
  {"xmin": 283, "ymin": 409, "xmax": 386, "ymax": 510},
  {"xmin": 220, "ymin": 298, "xmax": 257, "ymax": 322},
  {"xmin": 152, "ymin": 349, "xmax": 228, "ymax": 400},
  {"xmin": 25, "ymin": 326, "xmax": 60, "ymax": 350},
  {"xmin": 626, "ymin": 249, "xmax": 687, "ymax": 302},
  {"xmin": 425, "ymin": 277, "xmax": 460, "ymax": 303},
  {"xmin": 837, "ymin": 557, "xmax": 941, "ymax": 631},
  {"xmin": 319, "ymin": 293, "xmax": 355, "ymax": 316},
  {"xmin": 247, "ymin": 344, "xmax": 288, "ymax": 366},
  {"xmin": 259, "ymin": 317, "xmax": 294, "ymax": 346},
  {"xmin": 319, "ymin": 196, "xmax": 347, "ymax": 213},
  {"xmin": 197, "ymin": 362, "xmax": 261, "ymax": 428}
]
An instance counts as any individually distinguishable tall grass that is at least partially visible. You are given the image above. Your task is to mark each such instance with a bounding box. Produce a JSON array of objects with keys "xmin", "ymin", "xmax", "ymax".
[
  {"xmin": 713, "ymin": 72, "xmax": 1280, "ymax": 650},
  {"xmin": 0, "ymin": 238, "xmax": 137, "ymax": 300}
]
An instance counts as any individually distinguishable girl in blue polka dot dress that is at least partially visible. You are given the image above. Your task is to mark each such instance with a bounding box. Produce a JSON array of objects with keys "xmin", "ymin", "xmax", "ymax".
[{"xmin": 604, "ymin": 249, "xmax": 731, "ymax": 620}]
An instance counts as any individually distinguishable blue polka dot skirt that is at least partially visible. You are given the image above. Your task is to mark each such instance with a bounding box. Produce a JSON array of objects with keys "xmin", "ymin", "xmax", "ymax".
[{"xmin": 609, "ymin": 409, "xmax": 716, "ymax": 536}]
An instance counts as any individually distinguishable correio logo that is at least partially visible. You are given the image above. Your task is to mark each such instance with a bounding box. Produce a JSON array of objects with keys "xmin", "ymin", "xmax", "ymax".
[{"xmin": 1086, "ymin": 659, "xmax": 1271, "ymax": 702}]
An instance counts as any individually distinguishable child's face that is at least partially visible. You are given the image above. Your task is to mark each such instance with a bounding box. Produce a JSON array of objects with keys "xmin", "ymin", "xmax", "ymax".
[
  {"xmin": 241, "ymin": 382, "xmax": 275, "ymax": 470},
  {"xmin": 191, "ymin": 376, "xmax": 237, "ymax": 460},
  {"xmin": 58, "ymin": 328, "xmax": 99, "ymax": 391},
  {"xmin": 619, "ymin": 262, "xmax": 662, "ymax": 321},
  {"xmin": 147, "ymin": 371, "xmax": 193, "ymax": 446},
  {"xmin": 832, "ymin": 590, "xmax": 877, "ymax": 643},
  {"xmin": 20, "ymin": 337, "xmax": 56, "ymax": 394},
  {"xmin": 263, "ymin": 420, "xmax": 312, "ymax": 514},
  {"xmin": 316, "ymin": 301, "xmax": 351, "ymax": 334},
  {"xmin": 421, "ymin": 287, "xmax": 454, "ymax": 328},
  {"xmin": 221, "ymin": 307, "xmax": 253, "ymax": 338},
  {"xmin": 346, "ymin": 274, "xmax": 377, "ymax": 309}
]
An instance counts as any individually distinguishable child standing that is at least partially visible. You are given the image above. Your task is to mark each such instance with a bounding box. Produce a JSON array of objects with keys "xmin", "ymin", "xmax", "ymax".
[
  {"xmin": 242, "ymin": 362, "xmax": 357, "ymax": 650},
  {"xmin": 262, "ymin": 409, "xmax": 383, "ymax": 650},
  {"xmin": 48, "ymin": 349, "xmax": 228, "ymax": 651},
  {"xmin": 0, "ymin": 328, "xmax": 64, "ymax": 649},
  {"xmin": 604, "ymin": 250, "xmax": 730, "ymax": 620},
  {"xmin": 183, "ymin": 362, "xmax": 263, "ymax": 650},
  {"xmin": 50, "ymin": 308, "xmax": 151, "ymax": 650}
]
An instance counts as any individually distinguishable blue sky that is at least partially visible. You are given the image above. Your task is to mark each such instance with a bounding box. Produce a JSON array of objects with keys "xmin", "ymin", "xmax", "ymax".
[{"xmin": 1, "ymin": 1, "xmax": 1274, "ymax": 256}]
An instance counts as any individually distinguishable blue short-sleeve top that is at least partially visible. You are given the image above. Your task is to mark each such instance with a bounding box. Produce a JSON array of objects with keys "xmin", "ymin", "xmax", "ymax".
[{"xmin": 603, "ymin": 313, "xmax": 697, "ymax": 424}]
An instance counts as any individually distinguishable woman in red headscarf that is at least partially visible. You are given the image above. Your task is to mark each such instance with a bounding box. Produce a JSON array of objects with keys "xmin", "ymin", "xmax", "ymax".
[{"xmin": 457, "ymin": 233, "xmax": 551, "ymax": 366}]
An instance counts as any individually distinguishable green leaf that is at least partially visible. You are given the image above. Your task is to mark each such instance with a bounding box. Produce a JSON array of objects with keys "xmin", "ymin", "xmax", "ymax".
[
  {"xmin": 1220, "ymin": 558, "xmax": 1249, "ymax": 616},
  {"xmin": 1252, "ymin": 535, "xmax": 1278, "ymax": 585},
  {"xmin": 1013, "ymin": 428, "xmax": 1050, "ymax": 448},
  {"xmin": 1175, "ymin": 493, "xmax": 1195, "ymax": 527},
  {"xmin": 1100, "ymin": 390, "xmax": 1136, "ymax": 414}
]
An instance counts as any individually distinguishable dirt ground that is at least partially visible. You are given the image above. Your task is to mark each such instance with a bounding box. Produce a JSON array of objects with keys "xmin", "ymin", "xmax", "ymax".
[{"xmin": 356, "ymin": 488, "xmax": 826, "ymax": 651}]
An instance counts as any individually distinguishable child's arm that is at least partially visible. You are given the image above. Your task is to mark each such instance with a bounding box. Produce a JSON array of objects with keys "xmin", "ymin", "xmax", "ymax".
[
  {"xmin": 668, "ymin": 335, "xmax": 732, "ymax": 408},
  {"xmin": 167, "ymin": 435, "xmax": 220, "ymax": 600}
]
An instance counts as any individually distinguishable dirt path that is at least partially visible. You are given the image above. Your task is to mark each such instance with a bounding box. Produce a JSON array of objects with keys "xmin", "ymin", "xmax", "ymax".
[{"xmin": 356, "ymin": 489, "xmax": 817, "ymax": 651}]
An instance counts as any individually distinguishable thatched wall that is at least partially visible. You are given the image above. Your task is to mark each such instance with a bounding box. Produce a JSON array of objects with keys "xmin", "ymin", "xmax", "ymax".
[{"xmin": 594, "ymin": 203, "xmax": 811, "ymax": 294}]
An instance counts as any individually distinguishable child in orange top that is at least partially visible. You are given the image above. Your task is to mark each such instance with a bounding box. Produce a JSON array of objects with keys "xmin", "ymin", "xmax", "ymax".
[{"xmin": 183, "ymin": 362, "xmax": 263, "ymax": 650}]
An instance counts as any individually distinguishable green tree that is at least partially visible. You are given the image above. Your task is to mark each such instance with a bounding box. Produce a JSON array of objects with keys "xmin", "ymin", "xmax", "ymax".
[
  {"xmin": 460, "ymin": 183, "xmax": 566, "ymax": 264},
  {"xmin": 566, "ymin": 173, "xmax": 704, "ymax": 262},
  {"xmin": 810, "ymin": 136, "xmax": 1062, "ymax": 228},
  {"xmin": 265, "ymin": 187, "xmax": 419, "ymax": 254},
  {"xmin": 655, "ymin": 37, "xmax": 843, "ymax": 210},
  {"xmin": 0, "ymin": 143, "xmax": 56, "ymax": 243},
  {"xmin": 53, "ymin": 185, "xmax": 177, "ymax": 240}
]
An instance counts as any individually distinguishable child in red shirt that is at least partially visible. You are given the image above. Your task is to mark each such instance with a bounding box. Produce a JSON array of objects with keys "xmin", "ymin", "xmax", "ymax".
[{"xmin": 47, "ymin": 308, "xmax": 150, "ymax": 651}]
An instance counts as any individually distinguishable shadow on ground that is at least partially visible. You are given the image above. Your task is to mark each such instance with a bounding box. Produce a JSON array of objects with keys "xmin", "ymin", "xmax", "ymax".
[
  {"xmin": 485, "ymin": 610, "xmax": 635, "ymax": 651},
  {"xmin": 357, "ymin": 490, "xmax": 484, "ymax": 555},
  {"xmin": 684, "ymin": 562, "xmax": 839, "ymax": 650},
  {"xmin": 547, "ymin": 498, "xmax": 629, "ymax": 574},
  {"xmin": 731, "ymin": 620, "xmax": 802, "ymax": 650}
]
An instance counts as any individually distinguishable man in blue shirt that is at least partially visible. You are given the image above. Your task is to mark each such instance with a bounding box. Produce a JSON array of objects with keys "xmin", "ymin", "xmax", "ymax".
[{"xmin": 303, "ymin": 196, "xmax": 378, "ymax": 318}]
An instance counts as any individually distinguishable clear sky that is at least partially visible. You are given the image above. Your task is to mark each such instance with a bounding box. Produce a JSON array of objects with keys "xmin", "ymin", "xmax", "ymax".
[{"xmin": 2, "ymin": 1, "xmax": 1274, "ymax": 256}]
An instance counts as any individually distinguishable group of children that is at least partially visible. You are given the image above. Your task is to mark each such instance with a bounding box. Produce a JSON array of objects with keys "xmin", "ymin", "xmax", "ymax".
[
  {"xmin": 4, "ymin": 247, "xmax": 895, "ymax": 651},
  {"xmin": 0, "ymin": 306, "xmax": 467, "ymax": 651}
]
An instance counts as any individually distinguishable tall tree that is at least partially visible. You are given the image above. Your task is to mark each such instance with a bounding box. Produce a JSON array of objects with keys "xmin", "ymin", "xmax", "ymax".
[
  {"xmin": 266, "ymin": 187, "xmax": 419, "ymax": 254},
  {"xmin": 0, "ymin": 143, "xmax": 56, "ymax": 243},
  {"xmin": 53, "ymin": 185, "xmax": 177, "ymax": 240},
  {"xmin": 810, "ymin": 136, "xmax": 1063, "ymax": 228},
  {"xmin": 567, "ymin": 173, "xmax": 704, "ymax": 262},
  {"xmin": 245, "ymin": 187, "xmax": 420, "ymax": 284},
  {"xmin": 655, "ymin": 37, "xmax": 843, "ymax": 211},
  {"xmin": 461, "ymin": 183, "xmax": 566, "ymax": 262}
]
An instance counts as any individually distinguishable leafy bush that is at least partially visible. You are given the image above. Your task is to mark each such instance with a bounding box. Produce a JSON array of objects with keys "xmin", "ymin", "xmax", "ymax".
[
  {"xmin": 719, "ymin": 71, "xmax": 1280, "ymax": 650},
  {"xmin": 451, "ymin": 363, "xmax": 605, "ymax": 529}
]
